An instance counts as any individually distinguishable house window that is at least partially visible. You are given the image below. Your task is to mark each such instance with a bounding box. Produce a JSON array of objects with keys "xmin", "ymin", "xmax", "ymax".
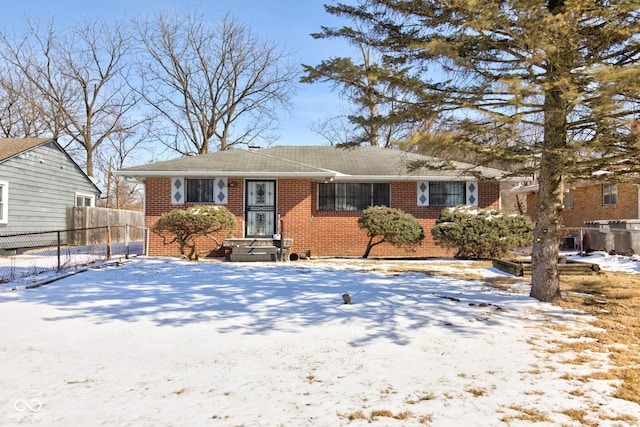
[
  {"xmin": 318, "ymin": 183, "xmax": 390, "ymax": 211},
  {"xmin": 185, "ymin": 178, "xmax": 228, "ymax": 204},
  {"xmin": 563, "ymin": 190, "xmax": 574, "ymax": 209},
  {"xmin": 603, "ymin": 184, "xmax": 617, "ymax": 206},
  {"xmin": 76, "ymin": 193, "xmax": 94, "ymax": 207},
  {"xmin": 429, "ymin": 182, "xmax": 466, "ymax": 207},
  {"xmin": 187, "ymin": 179, "xmax": 215, "ymax": 203},
  {"xmin": 0, "ymin": 181, "xmax": 8, "ymax": 224}
]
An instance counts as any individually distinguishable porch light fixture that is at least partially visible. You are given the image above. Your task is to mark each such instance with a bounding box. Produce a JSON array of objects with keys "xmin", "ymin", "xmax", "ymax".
[
  {"xmin": 323, "ymin": 177, "xmax": 334, "ymax": 184},
  {"xmin": 228, "ymin": 181, "xmax": 238, "ymax": 188}
]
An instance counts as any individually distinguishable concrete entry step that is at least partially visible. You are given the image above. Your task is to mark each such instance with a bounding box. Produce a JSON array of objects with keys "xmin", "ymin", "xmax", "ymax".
[{"xmin": 228, "ymin": 245, "xmax": 278, "ymax": 262}]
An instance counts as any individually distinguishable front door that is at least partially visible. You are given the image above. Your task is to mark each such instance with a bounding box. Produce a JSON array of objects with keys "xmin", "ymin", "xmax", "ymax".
[{"xmin": 245, "ymin": 180, "xmax": 276, "ymax": 237}]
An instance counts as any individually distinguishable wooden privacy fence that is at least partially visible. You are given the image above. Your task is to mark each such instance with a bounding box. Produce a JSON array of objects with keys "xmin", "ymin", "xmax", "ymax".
[{"xmin": 67, "ymin": 206, "xmax": 145, "ymax": 246}]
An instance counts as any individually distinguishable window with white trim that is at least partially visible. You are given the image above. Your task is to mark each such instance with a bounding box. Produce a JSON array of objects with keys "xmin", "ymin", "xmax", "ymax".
[
  {"xmin": 76, "ymin": 193, "xmax": 95, "ymax": 207},
  {"xmin": 318, "ymin": 182, "xmax": 390, "ymax": 211},
  {"xmin": 603, "ymin": 184, "xmax": 617, "ymax": 206},
  {"xmin": 0, "ymin": 181, "xmax": 8, "ymax": 224},
  {"xmin": 185, "ymin": 178, "xmax": 228, "ymax": 204},
  {"xmin": 418, "ymin": 181, "xmax": 467, "ymax": 207}
]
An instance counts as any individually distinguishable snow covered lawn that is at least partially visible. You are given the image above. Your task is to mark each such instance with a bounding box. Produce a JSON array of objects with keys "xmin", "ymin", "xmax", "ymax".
[{"xmin": 1, "ymin": 257, "xmax": 638, "ymax": 426}]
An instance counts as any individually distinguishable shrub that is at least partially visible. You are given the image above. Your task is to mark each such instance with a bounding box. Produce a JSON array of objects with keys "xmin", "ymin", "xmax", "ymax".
[
  {"xmin": 431, "ymin": 205, "xmax": 533, "ymax": 259},
  {"xmin": 358, "ymin": 206, "xmax": 424, "ymax": 258},
  {"xmin": 153, "ymin": 205, "xmax": 237, "ymax": 260}
]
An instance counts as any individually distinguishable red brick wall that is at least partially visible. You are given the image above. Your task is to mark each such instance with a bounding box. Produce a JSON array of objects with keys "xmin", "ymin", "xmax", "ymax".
[
  {"xmin": 145, "ymin": 177, "xmax": 502, "ymax": 258},
  {"xmin": 526, "ymin": 183, "xmax": 639, "ymax": 228},
  {"xmin": 306, "ymin": 181, "xmax": 500, "ymax": 258},
  {"xmin": 278, "ymin": 179, "xmax": 312, "ymax": 256},
  {"xmin": 145, "ymin": 177, "xmax": 245, "ymax": 257}
]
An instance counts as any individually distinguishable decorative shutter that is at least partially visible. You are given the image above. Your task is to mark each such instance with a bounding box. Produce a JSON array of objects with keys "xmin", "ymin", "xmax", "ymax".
[
  {"xmin": 466, "ymin": 181, "xmax": 478, "ymax": 206},
  {"xmin": 213, "ymin": 178, "xmax": 228, "ymax": 204},
  {"xmin": 417, "ymin": 181, "xmax": 429, "ymax": 206},
  {"xmin": 171, "ymin": 177, "xmax": 185, "ymax": 204}
]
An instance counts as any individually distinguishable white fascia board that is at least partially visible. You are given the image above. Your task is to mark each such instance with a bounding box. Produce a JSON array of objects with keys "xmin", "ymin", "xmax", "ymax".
[
  {"xmin": 331, "ymin": 175, "xmax": 482, "ymax": 182},
  {"xmin": 116, "ymin": 170, "xmax": 508, "ymax": 181},
  {"xmin": 506, "ymin": 184, "xmax": 539, "ymax": 194}
]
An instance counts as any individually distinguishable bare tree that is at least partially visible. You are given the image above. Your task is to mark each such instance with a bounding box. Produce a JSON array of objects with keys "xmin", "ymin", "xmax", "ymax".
[
  {"xmin": 135, "ymin": 11, "xmax": 298, "ymax": 155},
  {"xmin": 0, "ymin": 63, "xmax": 62, "ymax": 138},
  {"xmin": 0, "ymin": 18, "xmax": 140, "ymax": 177},
  {"xmin": 95, "ymin": 122, "xmax": 152, "ymax": 210}
]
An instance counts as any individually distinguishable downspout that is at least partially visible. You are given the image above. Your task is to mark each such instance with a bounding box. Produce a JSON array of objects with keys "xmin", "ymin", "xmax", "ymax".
[{"xmin": 636, "ymin": 185, "xmax": 640, "ymax": 219}]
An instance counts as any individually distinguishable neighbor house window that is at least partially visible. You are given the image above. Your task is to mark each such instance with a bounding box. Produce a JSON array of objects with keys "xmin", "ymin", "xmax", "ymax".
[
  {"xmin": 0, "ymin": 181, "xmax": 7, "ymax": 224},
  {"xmin": 318, "ymin": 183, "xmax": 390, "ymax": 211},
  {"xmin": 185, "ymin": 178, "xmax": 228, "ymax": 204},
  {"xmin": 76, "ymin": 193, "xmax": 94, "ymax": 207},
  {"xmin": 603, "ymin": 184, "xmax": 617, "ymax": 206},
  {"xmin": 429, "ymin": 182, "xmax": 466, "ymax": 206},
  {"xmin": 563, "ymin": 190, "xmax": 574, "ymax": 209}
]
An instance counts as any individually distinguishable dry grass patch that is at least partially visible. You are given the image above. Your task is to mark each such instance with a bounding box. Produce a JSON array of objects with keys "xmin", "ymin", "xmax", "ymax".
[
  {"xmin": 405, "ymin": 392, "xmax": 436, "ymax": 404},
  {"xmin": 340, "ymin": 409, "xmax": 414, "ymax": 422},
  {"xmin": 501, "ymin": 405, "xmax": 552, "ymax": 423},
  {"xmin": 560, "ymin": 408, "xmax": 596, "ymax": 426},
  {"xmin": 558, "ymin": 272, "xmax": 640, "ymax": 405},
  {"xmin": 464, "ymin": 387, "xmax": 488, "ymax": 397}
]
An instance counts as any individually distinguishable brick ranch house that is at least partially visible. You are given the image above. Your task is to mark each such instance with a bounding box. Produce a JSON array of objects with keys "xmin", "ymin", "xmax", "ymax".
[
  {"xmin": 519, "ymin": 181, "xmax": 640, "ymax": 228},
  {"xmin": 117, "ymin": 145, "xmax": 517, "ymax": 259},
  {"xmin": 510, "ymin": 180, "xmax": 640, "ymax": 252}
]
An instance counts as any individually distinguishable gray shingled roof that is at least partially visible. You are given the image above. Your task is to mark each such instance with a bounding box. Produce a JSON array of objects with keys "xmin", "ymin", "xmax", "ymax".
[
  {"xmin": 118, "ymin": 145, "xmax": 509, "ymax": 180},
  {"xmin": 0, "ymin": 138, "xmax": 52, "ymax": 162}
]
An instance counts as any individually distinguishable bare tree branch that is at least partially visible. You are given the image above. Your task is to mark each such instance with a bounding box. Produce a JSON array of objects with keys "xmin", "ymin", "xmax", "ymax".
[{"xmin": 135, "ymin": 11, "xmax": 297, "ymax": 154}]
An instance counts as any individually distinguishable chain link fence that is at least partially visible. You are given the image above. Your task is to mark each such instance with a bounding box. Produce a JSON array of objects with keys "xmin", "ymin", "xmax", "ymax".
[{"xmin": 0, "ymin": 225, "xmax": 147, "ymax": 286}]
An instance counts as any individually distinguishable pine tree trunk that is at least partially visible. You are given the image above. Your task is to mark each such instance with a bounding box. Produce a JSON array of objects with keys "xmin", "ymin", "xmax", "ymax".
[
  {"xmin": 529, "ymin": 1, "xmax": 575, "ymax": 302},
  {"xmin": 530, "ymin": 21, "xmax": 569, "ymax": 302},
  {"xmin": 530, "ymin": 156, "xmax": 563, "ymax": 302}
]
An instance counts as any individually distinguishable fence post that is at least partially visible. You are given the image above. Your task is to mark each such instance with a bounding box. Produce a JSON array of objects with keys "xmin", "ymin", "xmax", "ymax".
[
  {"xmin": 106, "ymin": 226, "xmax": 112, "ymax": 260},
  {"xmin": 57, "ymin": 231, "xmax": 62, "ymax": 271},
  {"xmin": 125, "ymin": 224, "xmax": 130, "ymax": 259}
]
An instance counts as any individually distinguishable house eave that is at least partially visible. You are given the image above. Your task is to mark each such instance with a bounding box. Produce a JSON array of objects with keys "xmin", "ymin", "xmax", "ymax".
[
  {"xmin": 332, "ymin": 175, "xmax": 487, "ymax": 182},
  {"xmin": 115, "ymin": 170, "xmax": 337, "ymax": 179},
  {"xmin": 116, "ymin": 169, "xmax": 511, "ymax": 182}
]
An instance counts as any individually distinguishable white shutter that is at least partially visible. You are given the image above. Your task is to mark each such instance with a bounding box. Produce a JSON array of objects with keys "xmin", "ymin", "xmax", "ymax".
[
  {"xmin": 417, "ymin": 181, "xmax": 429, "ymax": 206},
  {"xmin": 171, "ymin": 177, "xmax": 185, "ymax": 204},
  {"xmin": 466, "ymin": 181, "xmax": 478, "ymax": 206},
  {"xmin": 213, "ymin": 177, "xmax": 228, "ymax": 204}
]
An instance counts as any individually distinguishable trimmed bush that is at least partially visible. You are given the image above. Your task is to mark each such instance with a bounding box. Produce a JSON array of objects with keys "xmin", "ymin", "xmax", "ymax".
[
  {"xmin": 431, "ymin": 205, "xmax": 533, "ymax": 259},
  {"xmin": 358, "ymin": 206, "xmax": 424, "ymax": 258},
  {"xmin": 153, "ymin": 205, "xmax": 237, "ymax": 260}
]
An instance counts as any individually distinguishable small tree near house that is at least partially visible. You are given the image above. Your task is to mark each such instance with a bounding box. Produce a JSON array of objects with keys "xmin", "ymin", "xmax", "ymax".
[
  {"xmin": 358, "ymin": 206, "xmax": 424, "ymax": 258},
  {"xmin": 431, "ymin": 205, "xmax": 533, "ymax": 260},
  {"xmin": 153, "ymin": 205, "xmax": 237, "ymax": 260}
]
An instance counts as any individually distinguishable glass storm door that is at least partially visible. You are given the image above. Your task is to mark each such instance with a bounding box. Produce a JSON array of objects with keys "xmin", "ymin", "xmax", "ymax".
[{"xmin": 245, "ymin": 180, "xmax": 276, "ymax": 237}]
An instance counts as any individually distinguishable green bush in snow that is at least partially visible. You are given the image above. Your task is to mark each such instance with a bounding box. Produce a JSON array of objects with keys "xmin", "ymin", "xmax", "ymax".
[
  {"xmin": 431, "ymin": 205, "xmax": 533, "ymax": 259},
  {"xmin": 358, "ymin": 206, "xmax": 424, "ymax": 258},
  {"xmin": 153, "ymin": 205, "xmax": 237, "ymax": 260}
]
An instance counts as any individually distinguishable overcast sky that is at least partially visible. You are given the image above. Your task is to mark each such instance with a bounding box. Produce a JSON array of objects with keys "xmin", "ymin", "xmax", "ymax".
[{"xmin": 0, "ymin": 0, "xmax": 354, "ymax": 148}]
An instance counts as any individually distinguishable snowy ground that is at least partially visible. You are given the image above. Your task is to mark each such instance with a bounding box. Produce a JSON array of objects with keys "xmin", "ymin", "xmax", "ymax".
[{"xmin": 1, "ymin": 254, "xmax": 639, "ymax": 426}]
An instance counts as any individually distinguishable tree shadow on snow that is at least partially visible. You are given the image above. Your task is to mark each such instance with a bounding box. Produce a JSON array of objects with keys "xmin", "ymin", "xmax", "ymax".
[{"xmin": 10, "ymin": 257, "xmax": 560, "ymax": 347}]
